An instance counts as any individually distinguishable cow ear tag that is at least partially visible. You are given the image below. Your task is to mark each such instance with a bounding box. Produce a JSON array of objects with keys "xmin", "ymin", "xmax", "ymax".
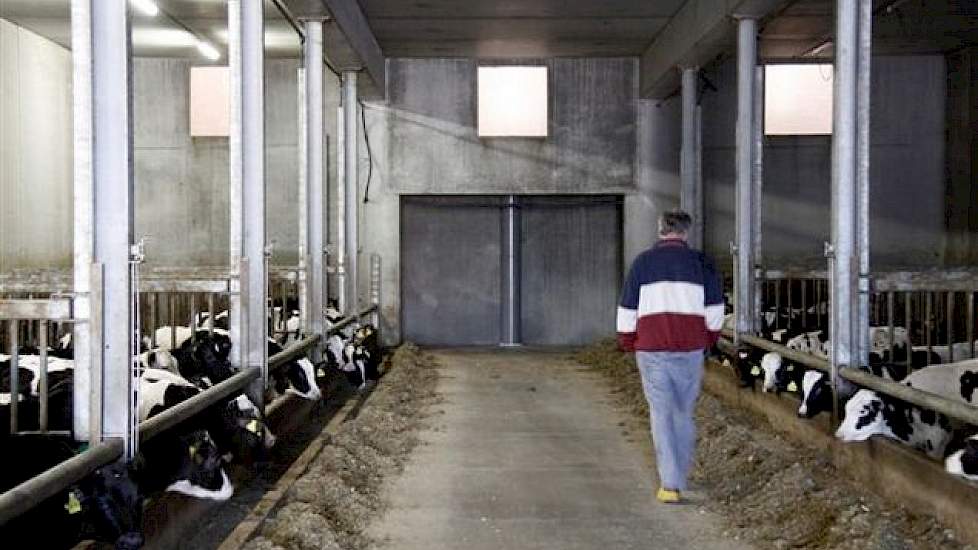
[
  {"xmin": 65, "ymin": 492, "xmax": 82, "ymax": 515},
  {"xmin": 317, "ymin": 368, "xmax": 326, "ymax": 378},
  {"xmin": 246, "ymin": 419, "xmax": 260, "ymax": 434},
  {"xmin": 189, "ymin": 444, "xmax": 198, "ymax": 460},
  {"xmin": 787, "ymin": 381, "xmax": 798, "ymax": 393},
  {"xmin": 750, "ymin": 365, "xmax": 761, "ymax": 376},
  {"xmin": 787, "ymin": 365, "xmax": 794, "ymax": 372}
]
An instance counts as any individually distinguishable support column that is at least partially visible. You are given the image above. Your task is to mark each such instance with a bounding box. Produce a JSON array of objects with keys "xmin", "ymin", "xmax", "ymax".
[
  {"xmin": 70, "ymin": 0, "xmax": 93, "ymax": 442},
  {"xmin": 501, "ymin": 195, "xmax": 522, "ymax": 346},
  {"xmin": 830, "ymin": 0, "xmax": 860, "ymax": 408},
  {"xmin": 72, "ymin": 0, "xmax": 135, "ymax": 456},
  {"xmin": 856, "ymin": 0, "xmax": 873, "ymax": 371},
  {"xmin": 303, "ymin": 19, "xmax": 326, "ymax": 352},
  {"xmin": 680, "ymin": 67, "xmax": 703, "ymax": 249},
  {"xmin": 342, "ymin": 71, "xmax": 359, "ymax": 313},
  {"xmin": 229, "ymin": 0, "xmax": 267, "ymax": 391},
  {"xmin": 734, "ymin": 17, "xmax": 759, "ymax": 337}
]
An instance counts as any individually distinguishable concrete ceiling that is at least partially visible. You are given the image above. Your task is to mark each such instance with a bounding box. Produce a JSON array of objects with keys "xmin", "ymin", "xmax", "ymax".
[
  {"xmin": 353, "ymin": 0, "xmax": 685, "ymax": 58},
  {"xmin": 760, "ymin": 0, "xmax": 978, "ymax": 60},
  {"xmin": 0, "ymin": 0, "xmax": 302, "ymax": 60}
]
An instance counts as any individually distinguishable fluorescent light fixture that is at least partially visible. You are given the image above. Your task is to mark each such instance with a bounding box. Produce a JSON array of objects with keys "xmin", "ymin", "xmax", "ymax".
[
  {"xmin": 131, "ymin": 0, "xmax": 159, "ymax": 17},
  {"xmin": 197, "ymin": 40, "xmax": 220, "ymax": 61},
  {"xmin": 764, "ymin": 64, "xmax": 834, "ymax": 135},
  {"xmin": 477, "ymin": 66, "xmax": 549, "ymax": 137}
]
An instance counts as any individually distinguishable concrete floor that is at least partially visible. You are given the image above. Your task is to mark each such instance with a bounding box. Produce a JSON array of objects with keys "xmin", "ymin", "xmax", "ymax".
[{"xmin": 368, "ymin": 349, "xmax": 752, "ymax": 550}]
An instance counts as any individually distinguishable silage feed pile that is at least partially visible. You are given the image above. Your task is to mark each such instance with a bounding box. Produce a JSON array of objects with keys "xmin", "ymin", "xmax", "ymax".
[
  {"xmin": 576, "ymin": 340, "xmax": 970, "ymax": 550},
  {"xmin": 243, "ymin": 344, "xmax": 439, "ymax": 550}
]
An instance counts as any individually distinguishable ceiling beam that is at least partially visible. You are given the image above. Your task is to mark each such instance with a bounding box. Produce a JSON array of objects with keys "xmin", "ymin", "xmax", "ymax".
[
  {"xmin": 640, "ymin": 0, "xmax": 790, "ymax": 99},
  {"xmin": 319, "ymin": 0, "xmax": 386, "ymax": 96}
]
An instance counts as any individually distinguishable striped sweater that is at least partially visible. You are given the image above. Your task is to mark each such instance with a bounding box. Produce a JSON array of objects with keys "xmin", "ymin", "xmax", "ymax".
[{"xmin": 617, "ymin": 239, "xmax": 724, "ymax": 352}]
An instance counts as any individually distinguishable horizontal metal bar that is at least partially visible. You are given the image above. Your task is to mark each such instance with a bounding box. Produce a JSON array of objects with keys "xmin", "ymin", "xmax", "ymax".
[
  {"xmin": 0, "ymin": 438, "xmax": 124, "ymax": 526},
  {"xmin": 269, "ymin": 335, "xmax": 321, "ymax": 372},
  {"xmin": 327, "ymin": 305, "xmax": 378, "ymax": 336},
  {"xmin": 0, "ymin": 299, "xmax": 73, "ymax": 321},
  {"xmin": 721, "ymin": 328, "xmax": 831, "ymax": 373},
  {"xmin": 724, "ymin": 329, "xmax": 978, "ymax": 428},
  {"xmin": 137, "ymin": 280, "xmax": 230, "ymax": 293},
  {"xmin": 139, "ymin": 367, "xmax": 260, "ymax": 442},
  {"xmin": 264, "ymin": 391, "xmax": 295, "ymax": 417},
  {"xmin": 839, "ymin": 367, "xmax": 978, "ymax": 427}
]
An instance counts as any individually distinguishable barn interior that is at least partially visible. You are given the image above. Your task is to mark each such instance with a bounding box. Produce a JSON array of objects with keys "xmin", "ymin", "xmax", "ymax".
[{"xmin": 1, "ymin": 0, "xmax": 978, "ymax": 548}]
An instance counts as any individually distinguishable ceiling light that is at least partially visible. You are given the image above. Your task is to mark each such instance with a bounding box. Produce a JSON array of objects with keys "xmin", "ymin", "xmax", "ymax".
[
  {"xmin": 131, "ymin": 0, "xmax": 159, "ymax": 17},
  {"xmin": 197, "ymin": 40, "xmax": 221, "ymax": 61}
]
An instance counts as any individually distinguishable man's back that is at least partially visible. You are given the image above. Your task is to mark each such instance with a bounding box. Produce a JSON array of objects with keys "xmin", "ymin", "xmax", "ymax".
[{"xmin": 616, "ymin": 239, "xmax": 723, "ymax": 352}]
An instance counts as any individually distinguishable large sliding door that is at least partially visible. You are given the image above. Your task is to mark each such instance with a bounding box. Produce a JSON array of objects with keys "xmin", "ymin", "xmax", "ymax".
[
  {"xmin": 520, "ymin": 196, "xmax": 622, "ymax": 345},
  {"xmin": 400, "ymin": 195, "xmax": 621, "ymax": 346},
  {"xmin": 401, "ymin": 196, "xmax": 504, "ymax": 345}
]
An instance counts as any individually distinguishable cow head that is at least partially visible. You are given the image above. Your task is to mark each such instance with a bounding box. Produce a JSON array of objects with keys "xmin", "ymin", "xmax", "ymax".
[
  {"xmin": 158, "ymin": 429, "xmax": 234, "ymax": 501},
  {"xmin": 759, "ymin": 352, "xmax": 782, "ymax": 393},
  {"xmin": 798, "ymin": 370, "xmax": 832, "ymax": 418},
  {"xmin": 189, "ymin": 332, "xmax": 234, "ymax": 383},
  {"xmin": 946, "ymin": 436, "xmax": 978, "ymax": 481},
  {"xmin": 836, "ymin": 389, "xmax": 887, "ymax": 441},
  {"xmin": 285, "ymin": 358, "xmax": 321, "ymax": 401},
  {"xmin": 208, "ymin": 395, "xmax": 276, "ymax": 462},
  {"xmin": 77, "ymin": 460, "xmax": 144, "ymax": 550}
]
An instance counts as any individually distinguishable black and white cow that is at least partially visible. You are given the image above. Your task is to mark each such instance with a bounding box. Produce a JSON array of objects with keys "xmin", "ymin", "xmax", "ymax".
[
  {"xmin": 946, "ymin": 434, "xmax": 978, "ymax": 481},
  {"xmin": 137, "ymin": 368, "xmax": 233, "ymax": 500},
  {"xmin": 835, "ymin": 360, "xmax": 978, "ymax": 458},
  {"xmin": 267, "ymin": 339, "xmax": 321, "ymax": 401}
]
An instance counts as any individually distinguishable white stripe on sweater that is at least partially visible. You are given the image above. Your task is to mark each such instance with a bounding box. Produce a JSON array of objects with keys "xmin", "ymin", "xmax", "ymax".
[
  {"xmin": 705, "ymin": 304, "xmax": 725, "ymax": 331},
  {"xmin": 617, "ymin": 307, "xmax": 637, "ymax": 333},
  {"xmin": 637, "ymin": 281, "xmax": 705, "ymax": 317}
]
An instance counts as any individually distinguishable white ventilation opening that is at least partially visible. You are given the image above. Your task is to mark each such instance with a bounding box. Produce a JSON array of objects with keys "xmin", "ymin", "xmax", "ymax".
[
  {"xmin": 764, "ymin": 64, "xmax": 834, "ymax": 136},
  {"xmin": 477, "ymin": 66, "xmax": 548, "ymax": 138},
  {"xmin": 189, "ymin": 66, "xmax": 230, "ymax": 137}
]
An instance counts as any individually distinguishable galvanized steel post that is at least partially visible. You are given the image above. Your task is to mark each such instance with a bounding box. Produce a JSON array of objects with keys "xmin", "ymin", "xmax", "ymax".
[
  {"xmin": 342, "ymin": 71, "xmax": 359, "ymax": 313},
  {"xmin": 831, "ymin": 0, "xmax": 860, "ymax": 413},
  {"xmin": 70, "ymin": 0, "xmax": 94, "ymax": 442},
  {"xmin": 304, "ymin": 19, "xmax": 326, "ymax": 359},
  {"xmin": 856, "ymin": 0, "xmax": 873, "ymax": 371},
  {"xmin": 753, "ymin": 65, "xmax": 765, "ymax": 331},
  {"xmin": 229, "ymin": 0, "xmax": 268, "ymax": 393},
  {"xmin": 680, "ymin": 67, "xmax": 703, "ymax": 249},
  {"xmin": 734, "ymin": 17, "xmax": 759, "ymax": 337},
  {"xmin": 82, "ymin": 0, "xmax": 135, "ymax": 457}
]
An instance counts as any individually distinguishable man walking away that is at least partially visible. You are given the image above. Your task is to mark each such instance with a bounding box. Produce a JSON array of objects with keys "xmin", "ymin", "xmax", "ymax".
[{"xmin": 616, "ymin": 209, "xmax": 723, "ymax": 503}]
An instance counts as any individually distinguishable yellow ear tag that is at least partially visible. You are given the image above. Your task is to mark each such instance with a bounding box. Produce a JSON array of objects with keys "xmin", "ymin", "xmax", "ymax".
[
  {"xmin": 787, "ymin": 381, "xmax": 798, "ymax": 393},
  {"xmin": 750, "ymin": 365, "xmax": 761, "ymax": 376},
  {"xmin": 246, "ymin": 419, "xmax": 260, "ymax": 434},
  {"xmin": 317, "ymin": 368, "xmax": 326, "ymax": 378},
  {"xmin": 65, "ymin": 492, "xmax": 82, "ymax": 515},
  {"xmin": 189, "ymin": 444, "xmax": 198, "ymax": 459}
]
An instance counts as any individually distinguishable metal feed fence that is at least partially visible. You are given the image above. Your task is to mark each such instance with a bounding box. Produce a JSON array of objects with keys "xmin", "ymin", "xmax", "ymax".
[{"xmin": 725, "ymin": 266, "xmax": 978, "ymax": 444}]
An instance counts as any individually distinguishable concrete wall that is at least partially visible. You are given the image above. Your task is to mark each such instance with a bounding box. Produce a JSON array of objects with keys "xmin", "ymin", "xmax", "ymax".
[
  {"xmin": 354, "ymin": 57, "xmax": 639, "ymax": 344},
  {"xmin": 702, "ymin": 55, "xmax": 948, "ymax": 270},
  {"xmin": 0, "ymin": 18, "xmax": 72, "ymax": 271},
  {"xmin": 133, "ymin": 57, "xmax": 302, "ymax": 267},
  {"xmin": 624, "ymin": 97, "xmax": 681, "ymax": 264}
]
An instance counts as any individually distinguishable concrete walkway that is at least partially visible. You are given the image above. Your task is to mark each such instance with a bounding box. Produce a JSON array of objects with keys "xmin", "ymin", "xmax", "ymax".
[{"xmin": 369, "ymin": 349, "xmax": 752, "ymax": 550}]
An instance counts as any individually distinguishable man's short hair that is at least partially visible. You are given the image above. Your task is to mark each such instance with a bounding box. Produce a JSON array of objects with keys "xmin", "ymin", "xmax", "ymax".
[{"xmin": 658, "ymin": 209, "xmax": 692, "ymax": 236}]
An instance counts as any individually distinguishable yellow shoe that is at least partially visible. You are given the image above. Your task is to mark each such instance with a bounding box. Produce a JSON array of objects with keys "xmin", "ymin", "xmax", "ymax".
[{"xmin": 656, "ymin": 488, "xmax": 681, "ymax": 504}]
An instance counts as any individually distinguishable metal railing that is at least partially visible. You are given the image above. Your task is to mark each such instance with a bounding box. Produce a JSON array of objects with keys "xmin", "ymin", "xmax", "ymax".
[
  {"xmin": 0, "ymin": 304, "xmax": 379, "ymax": 527},
  {"xmin": 721, "ymin": 327, "xmax": 978, "ymax": 429}
]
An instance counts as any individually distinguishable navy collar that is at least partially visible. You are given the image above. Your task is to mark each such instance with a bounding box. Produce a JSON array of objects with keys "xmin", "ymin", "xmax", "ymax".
[{"xmin": 655, "ymin": 238, "xmax": 688, "ymax": 248}]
